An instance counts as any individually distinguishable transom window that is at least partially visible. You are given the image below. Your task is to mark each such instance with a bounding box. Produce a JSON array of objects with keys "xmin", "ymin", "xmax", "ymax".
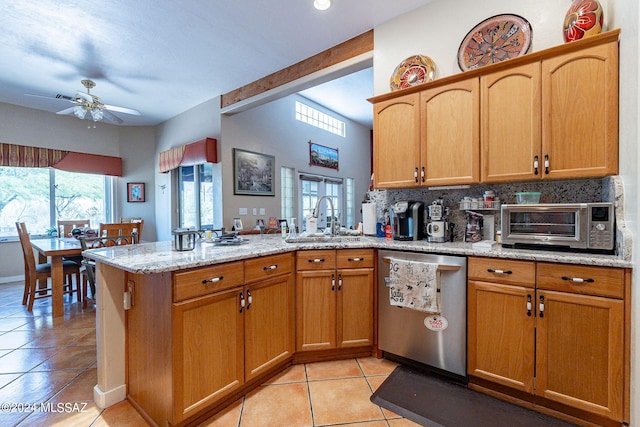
[{"xmin": 295, "ymin": 101, "xmax": 346, "ymax": 137}]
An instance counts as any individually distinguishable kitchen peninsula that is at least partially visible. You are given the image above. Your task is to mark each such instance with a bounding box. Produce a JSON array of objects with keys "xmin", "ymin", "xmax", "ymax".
[{"xmin": 85, "ymin": 231, "xmax": 631, "ymax": 426}]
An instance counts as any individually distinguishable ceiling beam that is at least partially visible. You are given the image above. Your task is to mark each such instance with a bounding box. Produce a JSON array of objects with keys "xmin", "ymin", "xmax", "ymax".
[{"xmin": 220, "ymin": 30, "xmax": 373, "ymax": 109}]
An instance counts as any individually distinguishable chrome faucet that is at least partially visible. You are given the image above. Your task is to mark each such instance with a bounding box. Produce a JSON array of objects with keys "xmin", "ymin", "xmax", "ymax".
[{"xmin": 312, "ymin": 196, "xmax": 339, "ymax": 236}]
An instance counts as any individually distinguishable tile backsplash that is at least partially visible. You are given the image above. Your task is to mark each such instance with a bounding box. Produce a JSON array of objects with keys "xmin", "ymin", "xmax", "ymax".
[{"xmin": 367, "ymin": 177, "xmax": 613, "ymax": 243}]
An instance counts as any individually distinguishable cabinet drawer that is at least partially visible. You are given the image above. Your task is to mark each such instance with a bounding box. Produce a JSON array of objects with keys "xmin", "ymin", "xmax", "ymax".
[
  {"xmin": 296, "ymin": 250, "xmax": 336, "ymax": 271},
  {"xmin": 468, "ymin": 257, "xmax": 535, "ymax": 286},
  {"xmin": 173, "ymin": 261, "xmax": 244, "ymax": 302},
  {"xmin": 244, "ymin": 252, "xmax": 294, "ymax": 283},
  {"xmin": 536, "ymin": 262, "xmax": 624, "ymax": 299},
  {"xmin": 336, "ymin": 249, "xmax": 375, "ymax": 269}
]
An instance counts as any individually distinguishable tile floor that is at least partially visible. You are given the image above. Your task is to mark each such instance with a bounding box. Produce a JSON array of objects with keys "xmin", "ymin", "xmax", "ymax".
[{"xmin": 0, "ymin": 281, "xmax": 421, "ymax": 427}]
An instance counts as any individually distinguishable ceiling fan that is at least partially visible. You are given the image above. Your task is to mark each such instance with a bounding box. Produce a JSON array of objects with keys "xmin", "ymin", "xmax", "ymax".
[{"xmin": 26, "ymin": 79, "xmax": 141, "ymax": 125}]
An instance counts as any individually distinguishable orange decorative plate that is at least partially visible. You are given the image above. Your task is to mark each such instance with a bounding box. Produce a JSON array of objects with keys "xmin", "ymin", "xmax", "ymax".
[
  {"xmin": 457, "ymin": 14, "xmax": 533, "ymax": 72},
  {"xmin": 389, "ymin": 55, "xmax": 436, "ymax": 91}
]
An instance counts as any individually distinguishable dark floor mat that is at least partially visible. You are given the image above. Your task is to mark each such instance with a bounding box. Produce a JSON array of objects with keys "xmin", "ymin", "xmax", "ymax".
[{"xmin": 370, "ymin": 366, "xmax": 577, "ymax": 427}]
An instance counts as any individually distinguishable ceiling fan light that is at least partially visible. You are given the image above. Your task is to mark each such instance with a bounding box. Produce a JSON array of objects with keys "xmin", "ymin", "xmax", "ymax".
[
  {"xmin": 90, "ymin": 108, "xmax": 104, "ymax": 122},
  {"xmin": 73, "ymin": 105, "xmax": 86, "ymax": 119},
  {"xmin": 314, "ymin": 0, "xmax": 331, "ymax": 10}
]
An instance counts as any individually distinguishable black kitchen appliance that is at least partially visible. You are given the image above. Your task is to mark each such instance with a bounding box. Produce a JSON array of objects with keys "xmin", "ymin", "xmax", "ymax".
[{"xmin": 390, "ymin": 201, "xmax": 424, "ymax": 241}]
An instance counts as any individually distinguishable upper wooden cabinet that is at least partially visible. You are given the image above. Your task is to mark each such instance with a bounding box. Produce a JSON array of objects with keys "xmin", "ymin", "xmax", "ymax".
[
  {"xmin": 370, "ymin": 30, "xmax": 620, "ymax": 188},
  {"xmin": 373, "ymin": 93, "xmax": 421, "ymax": 188}
]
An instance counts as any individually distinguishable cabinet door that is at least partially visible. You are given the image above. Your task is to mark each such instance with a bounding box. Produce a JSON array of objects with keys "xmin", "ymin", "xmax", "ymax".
[
  {"xmin": 421, "ymin": 78, "xmax": 480, "ymax": 186},
  {"xmin": 468, "ymin": 280, "xmax": 535, "ymax": 393},
  {"xmin": 481, "ymin": 63, "xmax": 542, "ymax": 183},
  {"xmin": 172, "ymin": 288, "xmax": 244, "ymax": 421},
  {"xmin": 337, "ymin": 268, "xmax": 373, "ymax": 348},
  {"xmin": 535, "ymin": 289, "xmax": 624, "ymax": 420},
  {"xmin": 542, "ymin": 41, "xmax": 618, "ymax": 179},
  {"xmin": 244, "ymin": 274, "xmax": 295, "ymax": 381},
  {"xmin": 296, "ymin": 270, "xmax": 336, "ymax": 351},
  {"xmin": 373, "ymin": 93, "xmax": 421, "ymax": 188}
]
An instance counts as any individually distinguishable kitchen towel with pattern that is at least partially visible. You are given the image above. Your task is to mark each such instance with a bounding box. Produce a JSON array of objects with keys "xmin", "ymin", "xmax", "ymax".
[{"xmin": 388, "ymin": 258, "xmax": 440, "ymax": 313}]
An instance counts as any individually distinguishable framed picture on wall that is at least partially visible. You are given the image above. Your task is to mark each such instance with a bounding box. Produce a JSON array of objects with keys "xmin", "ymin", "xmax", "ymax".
[
  {"xmin": 309, "ymin": 141, "xmax": 339, "ymax": 170},
  {"xmin": 127, "ymin": 183, "xmax": 145, "ymax": 203},
  {"xmin": 233, "ymin": 148, "xmax": 275, "ymax": 196}
]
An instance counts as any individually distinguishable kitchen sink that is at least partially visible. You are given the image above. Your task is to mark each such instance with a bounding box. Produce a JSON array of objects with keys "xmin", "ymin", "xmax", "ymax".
[{"xmin": 285, "ymin": 233, "xmax": 362, "ymax": 244}]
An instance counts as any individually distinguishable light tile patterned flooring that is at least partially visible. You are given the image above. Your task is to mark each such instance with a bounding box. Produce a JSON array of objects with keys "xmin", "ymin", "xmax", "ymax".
[{"xmin": 0, "ymin": 281, "xmax": 420, "ymax": 427}]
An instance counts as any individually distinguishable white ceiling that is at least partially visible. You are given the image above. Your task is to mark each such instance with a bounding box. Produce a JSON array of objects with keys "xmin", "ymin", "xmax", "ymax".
[{"xmin": 0, "ymin": 0, "xmax": 433, "ymax": 128}]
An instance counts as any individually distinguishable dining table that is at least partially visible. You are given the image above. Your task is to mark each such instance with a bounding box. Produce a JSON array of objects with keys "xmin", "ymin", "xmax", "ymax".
[{"xmin": 30, "ymin": 237, "xmax": 83, "ymax": 317}]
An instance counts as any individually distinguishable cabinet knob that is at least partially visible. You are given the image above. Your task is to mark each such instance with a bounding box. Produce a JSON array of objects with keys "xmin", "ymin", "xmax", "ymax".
[
  {"xmin": 533, "ymin": 155, "xmax": 539, "ymax": 175},
  {"xmin": 561, "ymin": 275, "xmax": 595, "ymax": 283},
  {"xmin": 348, "ymin": 257, "xmax": 364, "ymax": 262},
  {"xmin": 487, "ymin": 268, "xmax": 512, "ymax": 275},
  {"xmin": 309, "ymin": 258, "xmax": 325, "ymax": 263},
  {"xmin": 263, "ymin": 264, "xmax": 278, "ymax": 271},
  {"xmin": 202, "ymin": 276, "xmax": 224, "ymax": 284}
]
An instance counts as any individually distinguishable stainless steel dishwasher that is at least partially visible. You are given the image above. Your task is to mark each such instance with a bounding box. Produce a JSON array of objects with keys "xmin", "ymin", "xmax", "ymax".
[{"xmin": 378, "ymin": 249, "xmax": 467, "ymax": 379}]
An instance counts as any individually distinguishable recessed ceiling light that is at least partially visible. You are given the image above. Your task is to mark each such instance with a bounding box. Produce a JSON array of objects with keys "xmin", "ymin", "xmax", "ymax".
[{"xmin": 314, "ymin": 0, "xmax": 332, "ymax": 11}]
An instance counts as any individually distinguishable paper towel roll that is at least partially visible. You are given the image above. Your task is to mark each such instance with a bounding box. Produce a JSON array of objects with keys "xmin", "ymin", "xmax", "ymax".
[{"xmin": 362, "ymin": 203, "xmax": 377, "ymax": 235}]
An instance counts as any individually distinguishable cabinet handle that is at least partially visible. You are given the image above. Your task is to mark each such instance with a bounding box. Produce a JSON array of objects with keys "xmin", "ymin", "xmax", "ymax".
[
  {"xmin": 421, "ymin": 166, "xmax": 425, "ymax": 182},
  {"xmin": 533, "ymin": 155, "xmax": 539, "ymax": 175},
  {"xmin": 263, "ymin": 264, "xmax": 278, "ymax": 270},
  {"xmin": 414, "ymin": 167, "xmax": 419, "ymax": 183},
  {"xmin": 239, "ymin": 291, "xmax": 245, "ymax": 313},
  {"xmin": 539, "ymin": 295, "xmax": 545, "ymax": 318},
  {"xmin": 487, "ymin": 268, "xmax": 512, "ymax": 275},
  {"xmin": 246, "ymin": 290, "xmax": 252, "ymax": 310},
  {"xmin": 338, "ymin": 273, "xmax": 343, "ymax": 291},
  {"xmin": 544, "ymin": 154, "xmax": 550, "ymax": 175},
  {"xmin": 526, "ymin": 294, "xmax": 532, "ymax": 317},
  {"xmin": 331, "ymin": 273, "xmax": 335, "ymax": 291},
  {"xmin": 561, "ymin": 275, "xmax": 595, "ymax": 283},
  {"xmin": 348, "ymin": 257, "xmax": 364, "ymax": 262},
  {"xmin": 202, "ymin": 276, "xmax": 224, "ymax": 284},
  {"xmin": 309, "ymin": 258, "xmax": 325, "ymax": 263}
]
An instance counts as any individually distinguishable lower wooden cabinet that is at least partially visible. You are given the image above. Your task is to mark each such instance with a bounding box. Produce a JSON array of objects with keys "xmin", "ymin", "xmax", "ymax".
[
  {"xmin": 296, "ymin": 249, "xmax": 374, "ymax": 352},
  {"xmin": 467, "ymin": 257, "xmax": 629, "ymax": 424}
]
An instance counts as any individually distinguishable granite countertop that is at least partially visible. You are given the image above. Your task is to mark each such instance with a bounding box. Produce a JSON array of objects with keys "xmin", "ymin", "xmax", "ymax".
[{"xmin": 83, "ymin": 234, "xmax": 633, "ymax": 274}]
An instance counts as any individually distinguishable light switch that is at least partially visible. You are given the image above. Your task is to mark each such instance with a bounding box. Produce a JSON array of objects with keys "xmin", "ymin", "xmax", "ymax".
[
  {"xmin": 259, "ymin": 208, "xmax": 265, "ymax": 215},
  {"xmin": 252, "ymin": 208, "xmax": 257, "ymax": 215}
]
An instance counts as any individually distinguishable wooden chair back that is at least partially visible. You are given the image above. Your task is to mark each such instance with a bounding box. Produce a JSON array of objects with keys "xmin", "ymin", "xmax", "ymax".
[
  {"xmin": 16, "ymin": 222, "xmax": 36, "ymax": 277},
  {"xmin": 119, "ymin": 217, "xmax": 141, "ymax": 223},
  {"xmin": 98, "ymin": 222, "xmax": 141, "ymax": 238},
  {"xmin": 79, "ymin": 233, "xmax": 138, "ymax": 250},
  {"xmin": 57, "ymin": 219, "xmax": 91, "ymax": 237}
]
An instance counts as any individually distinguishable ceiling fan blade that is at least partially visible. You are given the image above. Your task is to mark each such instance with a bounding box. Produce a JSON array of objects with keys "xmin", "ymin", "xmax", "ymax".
[
  {"xmin": 76, "ymin": 91, "xmax": 94, "ymax": 103},
  {"xmin": 104, "ymin": 104, "xmax": 141, "ymax": 116},
  {"xmin": 56, "ymin": 107, "xmax": 77, "ymax": 115},
  {"xmin": 25, "ymin": 93, "xmax": 77, "ymax": 103},
  {"xmin": 101, "ymin": 110, "xmax": 124, "ymax": 124}
]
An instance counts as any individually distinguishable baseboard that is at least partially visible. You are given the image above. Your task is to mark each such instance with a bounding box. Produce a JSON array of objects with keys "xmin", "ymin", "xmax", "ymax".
[
  {"xmin": 93, "ymin": 383, "xmax": 126, "ymax": 409},
  {"xmin": 0, "ymin": 275, "xmax": 24, "ymax": 284}
]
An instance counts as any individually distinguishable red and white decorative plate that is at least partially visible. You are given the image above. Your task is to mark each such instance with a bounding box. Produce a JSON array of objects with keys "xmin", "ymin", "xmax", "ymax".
[
  {"xmin": 390, "ymin": 55, "xmax": 436, "ymax": 91},
  {"xmin": 457, "ymin": 14, "xmax": 533, "ymax": 72}
]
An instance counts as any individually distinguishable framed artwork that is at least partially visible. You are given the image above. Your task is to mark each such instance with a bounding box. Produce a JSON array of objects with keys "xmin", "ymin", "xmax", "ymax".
[
  {"xmin": 232, "ymin": 218, "xmax": 243, "ymax": 231},
  {"xmin": 233, "ymin": 148, "xmax": 275, "ymax": 196},
  {"xmin": 127, "ymin": 182, "xmax": 145, "ymax": 202},
  {"xmin": 309, "ymin": 141, "xmax": 339, "ymax": 170}
]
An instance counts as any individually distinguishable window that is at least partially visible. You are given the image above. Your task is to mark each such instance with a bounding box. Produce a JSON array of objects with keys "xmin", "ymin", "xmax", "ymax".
[
  {"xmin": 0, "ymin": 167, "xmax": 112, "ymax": 237},
  {"xmin": 281, "ymin": 166, "xmax": 295, "ymax": 222},
  {"xmin": 179, "ymin": 163, "xmax": 215, "ymax": 229},
  {"xmin": 345, "ymin": 177, "xmax": 355, "ymax": 229},
  {"xmin": 298, "ymin": 174, "xmax": 343, "ymax": 231},
  {"xmin": 295, "ymin": 101, "xmax": 346, "ymax": 137}
]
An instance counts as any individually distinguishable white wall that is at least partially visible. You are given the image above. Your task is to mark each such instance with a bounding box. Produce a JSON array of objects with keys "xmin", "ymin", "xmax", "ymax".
[
  {"xmin": 220, "ymin": 94, "xmax": 371, "ymax": 231},
  {"xmin": 0, "ymin": 102, "xmax": 157, "ymax": 279},
  {"xmin": 375, "ymin": 0, "xmax": 638, "ymax": 423}
]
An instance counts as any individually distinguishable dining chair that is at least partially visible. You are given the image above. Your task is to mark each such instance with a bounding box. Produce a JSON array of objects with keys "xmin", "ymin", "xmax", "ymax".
[
  {"xmin": 57, "ymin": 219, "xmax": 91, "ymax": 237},
  {"xmin": 99, "ymin": 222, "xmax": 141, "ymax": 239},
  {"xmin": 119, "ymin": 217, "xmax": 141, "ymax": 223},
  {"xmin": 119, "ymin": 218, "xmax": 144, "ymax": 240},
  {"xmin": 79, "ymin": 233, "xmax": 138, "ymax": 308},
  {"xmin": 16, "ymin": 222, "xmax": 82, "ymax": 311}
]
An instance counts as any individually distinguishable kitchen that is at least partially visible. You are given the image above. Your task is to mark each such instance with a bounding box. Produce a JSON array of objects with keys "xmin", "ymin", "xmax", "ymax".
[{"xmin": 0, "ymin": 0, "xmax": 638, "ymax": 426}]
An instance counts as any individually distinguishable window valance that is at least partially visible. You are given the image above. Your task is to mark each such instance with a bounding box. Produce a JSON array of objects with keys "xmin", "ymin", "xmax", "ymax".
[
  {"xmin": 159, "ymin": 137, "xmax": 218, "ymax": 173},
  {"xmin": 0, "ymin": 142, "xmax": 122, "ymax": 176}
]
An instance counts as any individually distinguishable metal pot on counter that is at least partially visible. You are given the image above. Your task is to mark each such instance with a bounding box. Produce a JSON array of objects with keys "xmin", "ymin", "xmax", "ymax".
[{"xmin": 172, "ymin": 228, "xmax": 198, "ymax": 251}]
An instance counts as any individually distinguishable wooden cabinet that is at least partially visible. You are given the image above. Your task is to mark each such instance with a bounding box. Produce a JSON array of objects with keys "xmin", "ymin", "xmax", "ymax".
[
  {"xmin": 244, "ymin": 253, "xmax": 295, "ymax": 382},
  {"xmin": 481, "ymin": 62, "xmax": 541, "ymax": 183},
  {"xmin": 373, "ymin": 93, "xmax": 421, "ymax": 188},
  {"xmin": 467, "ymin": 257, "xmax": 628, "ymax": 423},
  {"xmin": 541, "ymin": 41, "xmax": 618, "ymax": 179},
  {"xmin": 421, "ymin": 78, "xmax": 480, "ymax": 186},
  {"xmin": 296, "ymin": 249, "xmax": 374, "ymax": 352},
  {"xmin": 370, "ymin": 30, "xmax": 619, "ymax": 188}
]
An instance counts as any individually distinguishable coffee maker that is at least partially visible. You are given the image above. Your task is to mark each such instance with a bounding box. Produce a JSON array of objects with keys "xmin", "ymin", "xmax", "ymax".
[
  {"xmin": 389, "ymin": 201, "xmax": 424, "ymax": 241},
  {"xmin": 426, "ymin": 199, "xmax": 450, "ymax": 243}
]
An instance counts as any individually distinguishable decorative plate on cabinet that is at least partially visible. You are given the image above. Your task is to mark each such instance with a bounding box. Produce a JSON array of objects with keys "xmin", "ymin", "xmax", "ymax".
[
  {"xmin": 457, "ymin": 14, "xmax": 533, "ymax": 72},
  {"xmin": 389, "ymin": 55, "xmax": 436, "ymax": 91}
]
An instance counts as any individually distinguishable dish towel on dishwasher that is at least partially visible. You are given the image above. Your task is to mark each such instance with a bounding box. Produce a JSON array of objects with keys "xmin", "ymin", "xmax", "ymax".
[{"xmin": 388, "ymin": 258, "xmax": 440, "ymax": 314}]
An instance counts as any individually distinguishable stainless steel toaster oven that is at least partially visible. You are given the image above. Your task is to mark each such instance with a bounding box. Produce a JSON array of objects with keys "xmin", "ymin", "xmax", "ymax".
[{"xmin": 501, "ymin": 203, "xmax": 614, "ymax": 252}]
